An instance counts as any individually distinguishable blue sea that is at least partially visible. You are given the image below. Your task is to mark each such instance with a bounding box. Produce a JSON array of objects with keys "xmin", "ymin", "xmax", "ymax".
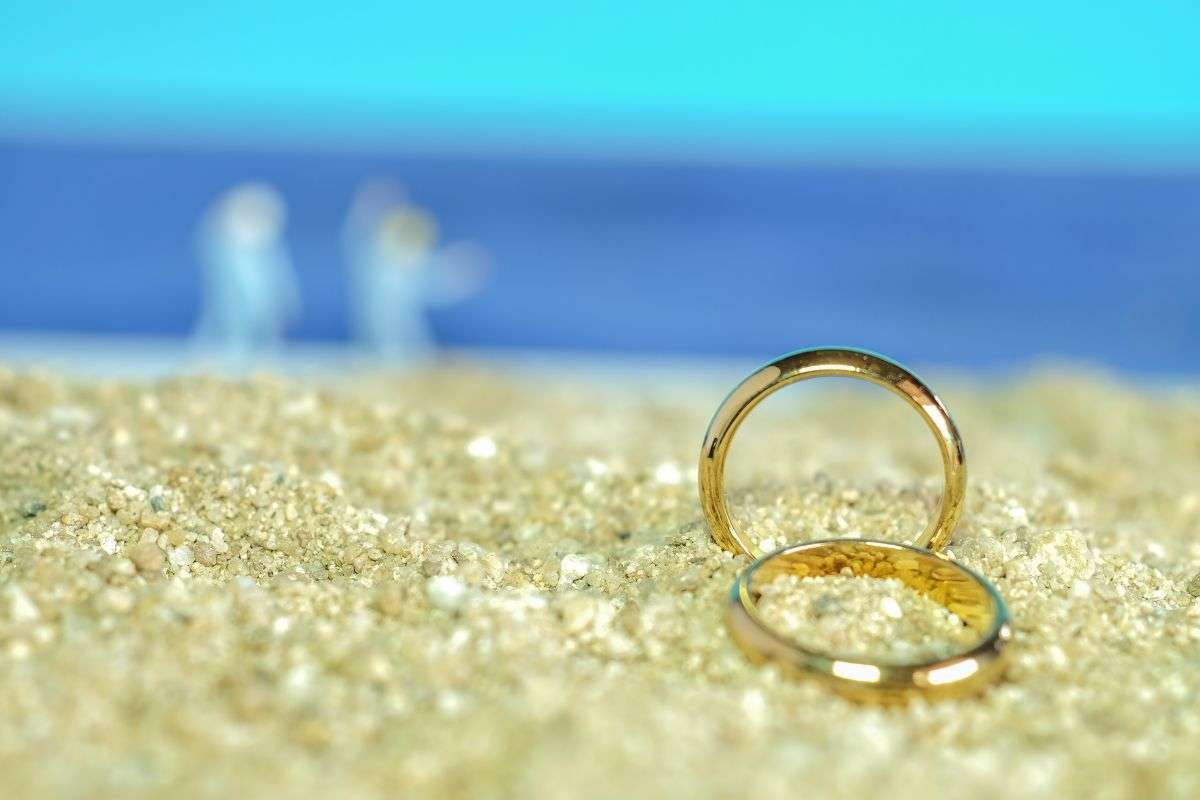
[{"xmin": 1, "ymin": 138, "xmax": 1198, "ymax": 372}]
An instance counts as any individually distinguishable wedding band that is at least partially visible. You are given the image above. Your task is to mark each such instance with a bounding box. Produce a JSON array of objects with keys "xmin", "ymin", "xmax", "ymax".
[
  {"xmin": 699, "ymin": 347, "xmax": 966, "ymax": 558},
  {"xmin": 728, "ymin": 538, "xmax": 1011, "ymax": 701}
]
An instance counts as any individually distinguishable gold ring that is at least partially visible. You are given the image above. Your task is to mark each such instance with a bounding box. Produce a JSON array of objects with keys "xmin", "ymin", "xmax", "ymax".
[
  {"xmin": 728, "ymin": 538, "xmax": 1011, "ymax": 701},
  {"xmin": 699, "ymin": 347, "xmax": 966, "ymax": 558}
]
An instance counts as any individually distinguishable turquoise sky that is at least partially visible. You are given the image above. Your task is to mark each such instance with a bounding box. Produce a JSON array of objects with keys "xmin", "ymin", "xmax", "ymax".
[{"xmin": 2, "ymin": 2, "xmax": 1198, "ymax": 162}]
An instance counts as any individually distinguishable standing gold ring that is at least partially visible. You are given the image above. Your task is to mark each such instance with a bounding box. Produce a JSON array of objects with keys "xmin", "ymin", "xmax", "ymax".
[
  {"xmin": 699, "ymin": 347, "xmax": 966, "ymax": 558},
  {"xmin": 728, "ymin": 538, "xmax": 1011, "ymax": 701}
]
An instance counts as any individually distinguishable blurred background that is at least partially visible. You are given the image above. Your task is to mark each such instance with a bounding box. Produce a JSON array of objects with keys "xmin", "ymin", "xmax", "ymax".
[{"xmin": 1, "ymin": 2, "xmax": 1198, "ymax": 373}]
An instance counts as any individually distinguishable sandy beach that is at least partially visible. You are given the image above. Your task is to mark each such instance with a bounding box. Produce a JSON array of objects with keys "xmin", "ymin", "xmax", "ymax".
[{"xmin": 1, "ymin": 363, "xmax": 1197, "ymax": 799}]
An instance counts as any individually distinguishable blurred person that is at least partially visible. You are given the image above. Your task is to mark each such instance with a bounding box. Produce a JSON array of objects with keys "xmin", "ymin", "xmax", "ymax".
[
  {"xmin": 342, "ymin": 177, "xmax": 407, "ymax": 265},
  {"xmin": 195, "ymin": 182, "xmax": 300, "ymax": 359},
  {"xmin": 343, "ymin": 182, "xmax": 486, "ymax": 361}
]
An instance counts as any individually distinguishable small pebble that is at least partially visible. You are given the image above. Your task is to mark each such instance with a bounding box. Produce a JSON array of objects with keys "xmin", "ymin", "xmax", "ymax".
[
  {"xmin": 129, "ymin": 542, "xmax": 165, "ymax": 573},
  {"xmin": 426, "ymin": 575, "xmax": 467, "ymax": 611},
  {"xmin": 169, "ymin": 546, "xmax": 195, "ymax": 568},
  {"xmin": 560, "ymin": 554, "xmax": 591, "ymax": 582}
]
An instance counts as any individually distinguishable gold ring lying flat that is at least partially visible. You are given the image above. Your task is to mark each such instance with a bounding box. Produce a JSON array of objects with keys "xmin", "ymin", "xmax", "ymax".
[
  {"xmin": 699, "ymin": 347, "xmax": 966, "ymax": 558},
  {"xmin": 729, "ymin": 538, "xmax": 1011, "ymax": 702}
]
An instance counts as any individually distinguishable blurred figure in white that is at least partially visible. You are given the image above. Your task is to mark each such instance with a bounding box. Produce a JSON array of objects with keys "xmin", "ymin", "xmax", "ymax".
[
  {"xmin": 195, "ymin": 182, "xmax": 300, "ymax": 359},
  {"xmin": 343, "ymin": 178, "xmax": 406, "ymax": 265},
  {"xmin": 343, "ymin": 180, "xmax": 486, "ymax": 361}
]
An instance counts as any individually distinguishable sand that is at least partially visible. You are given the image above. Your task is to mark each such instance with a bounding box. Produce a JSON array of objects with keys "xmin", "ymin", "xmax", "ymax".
[{"xmin": 0, "ymin": 362, "xmax": 1197, "ymax": 799}]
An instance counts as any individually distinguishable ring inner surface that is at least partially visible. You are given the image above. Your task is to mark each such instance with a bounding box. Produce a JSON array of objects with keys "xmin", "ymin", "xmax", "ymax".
[{"xmin": 745, "ymin": 540, "xmax": 999, "ymax": 658}]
